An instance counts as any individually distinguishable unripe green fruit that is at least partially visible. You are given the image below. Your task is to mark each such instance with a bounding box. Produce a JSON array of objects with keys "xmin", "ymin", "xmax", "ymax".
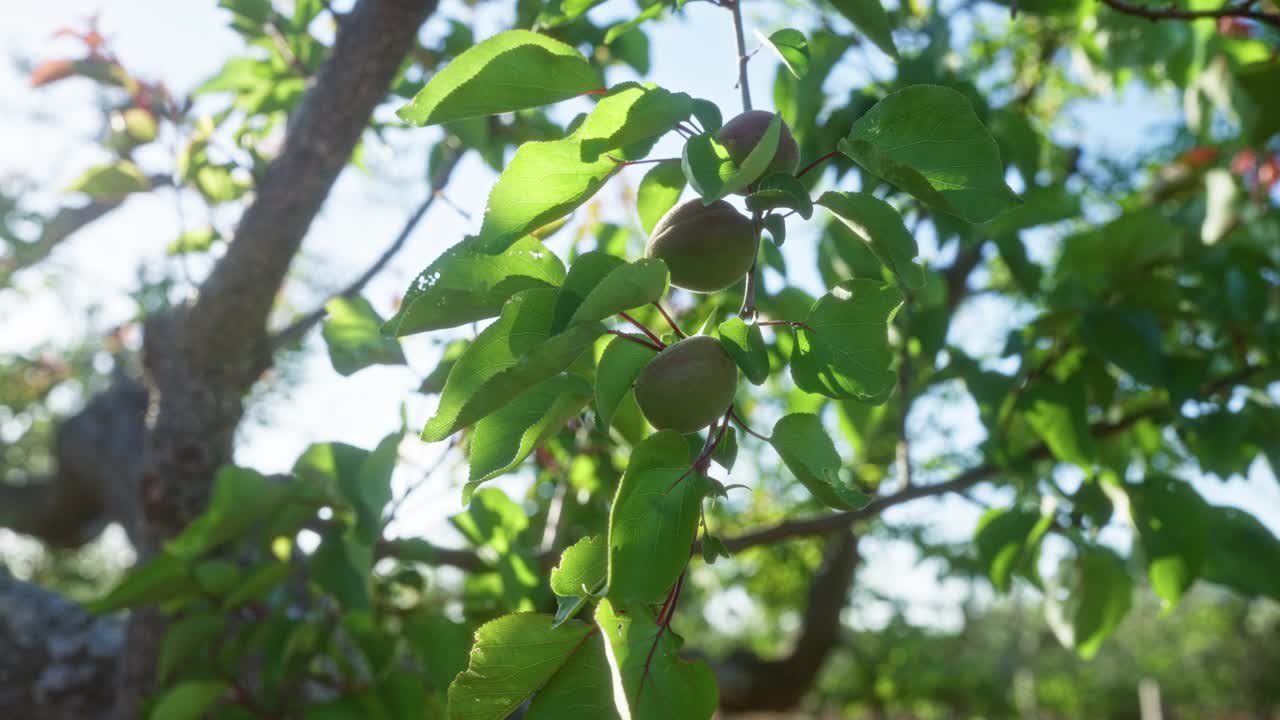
[
  {"xmin": 717, "ymin": 110, "xmax": 800, "ymax": 178},
  {"xmin": 634, "ymin": 335, "xmax": 738, "ymax": 434},
  {"xmin": 645, "ymin": 199, "xmax": 756, "ymax": 293}
]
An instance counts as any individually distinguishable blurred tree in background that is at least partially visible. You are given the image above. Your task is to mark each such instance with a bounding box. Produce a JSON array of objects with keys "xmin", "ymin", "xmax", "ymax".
[{"xmin": 1, "ymin": 0, "xmax": 1278, "ymax": 718}]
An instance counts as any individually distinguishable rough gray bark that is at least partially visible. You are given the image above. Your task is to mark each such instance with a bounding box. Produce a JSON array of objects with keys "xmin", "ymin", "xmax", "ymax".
[
  {"xmin": 0, "ymin": 570, "xmax": 122, "ymax": 720},
  {"xmin": 113, "ymin": 2, "xmax": 441, "ymax": 716}
]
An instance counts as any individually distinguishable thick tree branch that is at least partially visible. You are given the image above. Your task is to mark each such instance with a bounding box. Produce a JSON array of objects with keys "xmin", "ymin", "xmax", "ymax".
[
  {"xmin": 0, "ymin": 176, "xmax": 171, "ymax": 287},
  {"xmin": 0, "ymin": 570, "xmax": 121, "ymax": 720},
  {"xmin": 717, "ymin": 531, "xmax": 860, "ymax": 710},
  {"xmin": 184, "ymin": 0, "xmax": 441, "ymax": 383},
  {"xmin": 1099, "ymin": 0, "xmax": 1280, "ymax": 30}
]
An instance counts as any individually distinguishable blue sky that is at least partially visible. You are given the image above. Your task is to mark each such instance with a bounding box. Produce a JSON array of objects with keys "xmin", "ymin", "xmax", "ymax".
[{"xmin": 2, "ymin": 1, "xmax": 1277, "ymax": 632}]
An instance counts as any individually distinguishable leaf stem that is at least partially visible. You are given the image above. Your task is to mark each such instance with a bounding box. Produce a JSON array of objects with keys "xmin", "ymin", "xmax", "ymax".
[
  {"xmin": 758, "ymin": 319, "xmax": 810, "ymax": 330},
  {"xmin": 618, "ymin": 311, "xmax": 667, "ymax": 349},
  {"xmin": 665, "ymin": 413, "xmax": 730, "ymax": 494},
  {"xmin": 738, "ymin": 211, "xmax": 762, "ymax": 319},
  {"xmin": 614, "ymin": 157, "xmax": 682, "ymax": 167},
  {"xmin": 729, "ymin": 405, "xmax": 770, "ymax": 441},
  {"xmin": 796, "ymin": 149, "xmax": 841, "ymax": 179},
  {"xmin": 652, "ymin": 302, "xmax": 687, "ymax": 338},
  {"xmin": 727, "ymin": 0, "xmax": 752, "ymax": 112},
  {"xmin": 608, "ymin": 329, "xmax": 664, "ymax": 353}
]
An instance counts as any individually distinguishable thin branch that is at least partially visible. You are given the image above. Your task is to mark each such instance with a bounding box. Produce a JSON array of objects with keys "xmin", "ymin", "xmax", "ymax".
[
  {"xmin": 728, "ymin": 0, "xmax": 753, "ymax": 112},
  {"xmin": 719, "ymin": 363, "xmax": 1267, "ymax": 553},
  {"xmin": 619, "ymin": 311, "xmax": 666, "ymax": 348},
  {"xmin": 796, "ymin": 150, "xmax": 840, "ymax": 179},
  {"xmin": 738, "ymin": 213, "xmax": 762, "ymax": 319},
  {"xmin": 1099, "ymin": 0, "xmax": 1280, "ymax": 30},
  {"xmin": 729, "ymin": 405, "xmax": 770, "ymax": 442},
  {"xmin": 653, "ymin": 301, "xmax": 687, "ymax": 338},
  {"xmin": 758, "ymin": 319, "xmax": 810, "ymax": 330},
  {"xmin": 608, "ymin": 329, "xmax": 664, "ymax": 353},
  {"xmin": 270, "ymin": 148, "xmax": 463, "ymax": 349}
]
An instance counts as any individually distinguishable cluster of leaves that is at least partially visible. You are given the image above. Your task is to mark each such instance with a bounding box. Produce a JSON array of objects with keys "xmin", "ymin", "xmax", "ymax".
[{"xmin": 67, "ymin": 0, "xmax": 1280, "ymax": 717}]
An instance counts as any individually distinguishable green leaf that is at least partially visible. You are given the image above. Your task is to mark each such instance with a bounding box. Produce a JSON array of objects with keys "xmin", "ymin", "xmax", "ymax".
[
  {"xmin": 420, "ymin": 340, "xmax": 468, "ymax": 395},
  {"xmin": 757, "ymin": 28, "xmax": 810, "ymax": 78},
  {"xmin": 475, "ymin": 131, "xmax": 622, "ymax": 253},
  {"xmin": 398, "ymin": 30, "xmax": 602, "ymax": 126},
  {"xmin": 89, "ymin": 553, "xmax": 193, "ymax": 612},
  {"xmin": 762, "ymin": 213, "xmax": 786, "ymax": 246},
  {"xmin": 158, "ymin": 614, "xmax": 225, "ymax": 683},
  {"xmin": 67, "ymin": 160, "xmax": 150, "ymax": 199},
  {"xmin": 553, "ymin": 251, "xmax": 626, "ymax": 331},
  {"xmin": 711, "ymin": 426, "xmax": 738, "ymax": 473},
  {"xmin": 839, "ymin": 85, "xmax": 1019, "ymax": 223},
  {"xmin": 1080, "ymin": 308, "xmax": 1166, "ymax": 387},
  {"xmin": 701, "ymin": 533, "xmax": 732, "ymax": 564},
  {"xmin": 310, "ymin": 529, "xmax": 374, "ymax": 611},
  {"xmin": 167, "ymin": 226, "xmax": 220, "ymax": 255},
  {"xmin": 577, "ymin": 82, "xmax": 693, "ymax": 161},
  {"xmin": 1021, "ymin": 374, "xmax": 1095, "ymax": 467},
  {"xmin": 681, "ymin": 115, "xmax": 780, "ymax": 202},
  {"xmin": 166, "ymin": 467, "xmax": 290, "ymax": 559},
  {"xmin": 1125, "ymin": 476, "xmax": 1209, "ymax": 611},
  {"xmin": 816, "ymin": 191, "xmax": 923, "ymax": 289},
  {"xmin": 975, "ymin": 507, "xmax": 1051, "ymax": 593},
  {"xmin": 223, "ymin": 561, "xmax": 291, "ymax": 608},
  {"xmin": 607, "ymin": 430, "xmax": 707, "ymax": 604},
  {"xmin": 550, "ymin": 535, "xmax": 609, "ymax": 627},
  {"xmin": 352, "ymin": 432, "xmax": 400, "ymax": 542},
  {"xmin": 594, "ymin": 599, "xmax": 719, "ymax": 720},
  {"xmin": 717, "ymin": 317, "xmax": 769, "ymax": 385},
  {"xmin": 746, "ymin": 173, "xmax": 814, "ymax": 219},
  {"xmin": 568, "ymin": 258, "xmax": 670, "ymax": 327},
  {"xmin": 193, "ymin": 558, "xmax": 241, "ymax": 595},
  {"xmin": 1200, "ymin": 505, "xmax": 1280, "ymax": 601},
  {"xmin": 467, "ymin": 374, "xmax": 593, "ymax": 496},
  {"xmin": 447, "ymin": 614, "xmax": 595, "ymax": 720},
  {"xmin": 1072, "ymin": 545, "xmax": 1132, "ymax": 659},
  {"xmin": 690, "ymin": 98, "xmax": 723, "ymax": 132},
  {"xmin": 770, "ymin": 413, "xmax": 870, "ymax": 510},
  {"xmin": 637, "ymin": 162, "xmax": 686, "ymax": 234},
  {"xmin": 149, "ymin": 680, "xmax": 229, "ymax": 720},
  {"xmin": 596, "ymin": 334, "xmax": 659, "ymax": 430},
  {"xmin": 405, "ymin": 614, "xmax": 472, "ymax": 691},
  {"xmin": 827, "ymin": 0, "xmax": 899, "ymax": 59},
  {"xmin": 1235, "ymin": 61, "xmax": 1280, "ymax": 145},
  {"xmin": 321, "ymin": 296, "xmax": 405, "ymax": 376},
  {"xmin": 790, "ymin": 279, "xmax": 903, "ymax": 402},
  {"xmin": 384, "ymin": 235, "xmax": 566, "ymax": 337},
  {"xmin": 423, "ymin": 288, "xmax": 604, "ymax": 442},
  {"xmin": 525, "ymin": 631, "xmax": 615, "ymax": 719},
  {"xmin": 603, "ymin": 2, "xmax": 665, "ymax": 44}
]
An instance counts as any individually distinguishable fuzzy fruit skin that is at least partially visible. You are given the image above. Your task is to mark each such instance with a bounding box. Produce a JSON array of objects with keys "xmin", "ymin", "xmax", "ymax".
[
  {"xmin": 645, "ymin": 199, "xmax": 757, "ymax": 293},
  {"xmin": 717, "ymin": 110, "xmax": 800, "ymax": 178},
  {"xmin": 634, "ymin": 336, "xmax": 738, "ymax": 434}
]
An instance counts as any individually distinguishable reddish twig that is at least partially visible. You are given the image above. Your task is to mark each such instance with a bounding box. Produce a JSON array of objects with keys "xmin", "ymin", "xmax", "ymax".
[
  {"xmin": 619, "ymin": 311, "xmax": 666, "ymax": 349},
  {"xmin": 728, "ymin": 406, "xmax": 770, "ymax": 442},
  {"xmin": 653, "ymin": 302, "xmax": 687, "ymax": 338},
  {"xmin": 796, "ymin": 150, "xmax": 841, "ymax": 179},
  {"xmin": 608, "ymin": 329, "xmax": 664, "ymax": 353}
]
